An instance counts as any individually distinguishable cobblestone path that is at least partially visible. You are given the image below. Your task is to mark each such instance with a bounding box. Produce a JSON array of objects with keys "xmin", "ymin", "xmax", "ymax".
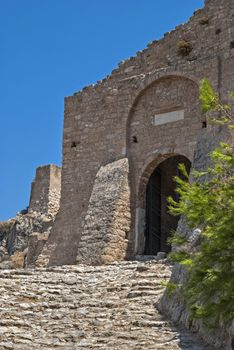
[{"xmin": 0, "ymin": 260, "xmax": 211, "ymax": 349}]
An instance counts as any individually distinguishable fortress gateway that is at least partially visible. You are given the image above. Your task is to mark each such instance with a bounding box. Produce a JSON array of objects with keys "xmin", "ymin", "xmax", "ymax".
[{"xmin": 26, "ymin": 0, "xmax": 234, "ymax": 267}]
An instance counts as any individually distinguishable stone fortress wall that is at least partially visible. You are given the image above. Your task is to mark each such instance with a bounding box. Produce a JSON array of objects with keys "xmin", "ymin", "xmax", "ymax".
[
  {"xmin": 29, "ymin": 164, "xmax": 61, "ymax": 216},
  {"xmin": 38, "ymin": 0, "xmax": 234, "ymax": 266}
]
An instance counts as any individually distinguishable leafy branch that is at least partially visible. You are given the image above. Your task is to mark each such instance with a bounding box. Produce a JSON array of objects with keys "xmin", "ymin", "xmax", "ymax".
[{"xmin": 167, "ymin": 79, "xmax": 234, "ymax": 327}]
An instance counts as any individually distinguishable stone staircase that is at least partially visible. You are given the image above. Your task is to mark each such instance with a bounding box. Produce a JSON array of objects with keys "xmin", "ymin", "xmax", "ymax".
[{"xmin": 0, "ymin": 260, "xmax": 211, "ymax": 350}]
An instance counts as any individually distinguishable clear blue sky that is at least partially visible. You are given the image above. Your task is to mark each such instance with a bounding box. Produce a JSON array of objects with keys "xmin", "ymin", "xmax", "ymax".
[{"xmin": 0, "ymin": 0, "xmax": 204, "ymax": 221}]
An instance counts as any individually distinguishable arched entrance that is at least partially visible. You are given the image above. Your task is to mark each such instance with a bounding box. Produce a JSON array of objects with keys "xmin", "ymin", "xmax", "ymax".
[{"xmin": 144, "ymin": 155, "xmax": 191, "ymax": 255}]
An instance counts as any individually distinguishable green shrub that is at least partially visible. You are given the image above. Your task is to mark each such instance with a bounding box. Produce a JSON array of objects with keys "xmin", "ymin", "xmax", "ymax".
[{"xmin": 168, "ymin": 79, "xmax": 234, "ymax": 327}]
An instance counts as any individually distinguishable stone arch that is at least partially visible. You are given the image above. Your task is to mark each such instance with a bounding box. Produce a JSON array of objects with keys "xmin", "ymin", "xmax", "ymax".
[
  {"xmin": 134, "ymin": 153, "xmax": 191, "ymax": 255},
  {"xmin": 126, "ymin": 74, "xmax": 201, "ymax": 182},
  {"xmin": 126, "ymin": 72, "xmax": 199, "ymax": 145},
  {"xmin": 136, "ymin": 151, "xmax": 191, "ymax": 208},
  {"xmin": 125, "ymin": 73, "xmax": 201, "ymax": 256}
]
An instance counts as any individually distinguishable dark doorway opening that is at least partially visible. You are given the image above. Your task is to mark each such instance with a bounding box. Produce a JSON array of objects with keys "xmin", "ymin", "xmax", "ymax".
[{"xmin": 144, "ymin": 155, "xmax": 191, "ymax": 255}]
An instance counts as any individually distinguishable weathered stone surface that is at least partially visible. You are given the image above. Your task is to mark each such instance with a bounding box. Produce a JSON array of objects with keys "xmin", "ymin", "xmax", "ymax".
[
  {"xmin": 0, "ymin": 260, "xmax": 211, "ymax": 349},
  {"xmin": 0, "ymin": 212, "xmax": 56, "ymax": 269},
  {"xmin": 76, "ymin": 158, "xmax": 131, "ymax": 265}
]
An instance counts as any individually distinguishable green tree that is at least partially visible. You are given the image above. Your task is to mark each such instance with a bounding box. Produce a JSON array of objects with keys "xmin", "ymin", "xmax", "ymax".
[{"xmin": 167, "ymin": 79, "xmax": 234, "ymax": 326}]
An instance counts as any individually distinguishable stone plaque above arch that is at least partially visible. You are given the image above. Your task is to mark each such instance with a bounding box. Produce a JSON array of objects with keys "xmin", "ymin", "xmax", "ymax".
[{"xmin": 127, "ymin": 75, "xmax": 201, "ymax": 162}]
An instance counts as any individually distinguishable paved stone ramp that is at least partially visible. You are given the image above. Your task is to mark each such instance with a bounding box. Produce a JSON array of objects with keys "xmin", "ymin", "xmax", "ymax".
[{"xmin": 0, "ymin": 261, "xmax": 210, "ymax": 350}]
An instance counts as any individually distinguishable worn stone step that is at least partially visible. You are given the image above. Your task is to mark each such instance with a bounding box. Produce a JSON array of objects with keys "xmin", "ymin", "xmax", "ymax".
[{"xmin": 0, "ymin": 261, "xmax": 212, "ymax": 349}]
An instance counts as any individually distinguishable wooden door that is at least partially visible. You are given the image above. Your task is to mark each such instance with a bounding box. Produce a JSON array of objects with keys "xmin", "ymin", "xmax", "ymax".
[{"xmin": 145, "ymin": 168, "xmax": 161, "ymax": 255}]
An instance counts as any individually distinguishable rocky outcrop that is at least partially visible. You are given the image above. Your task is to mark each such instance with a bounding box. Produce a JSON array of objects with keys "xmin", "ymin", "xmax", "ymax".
[
  {"xmin": 76, "ymin": 158, "xmax": 131, "ymax": 265},
  {"xmin": 0, "ymin": 260, "xmax": 211, "ymax": 349},
  {"xmin": 0, "ymin": 211, "xmax": 56, "ymax": 269},
  {"xmin": 159, "ymin": 127, "xmax": 234, "ymax": 350},
  {"xmin": 0, "ymin": 164, "xmax": 61, "ymax": 269}
]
